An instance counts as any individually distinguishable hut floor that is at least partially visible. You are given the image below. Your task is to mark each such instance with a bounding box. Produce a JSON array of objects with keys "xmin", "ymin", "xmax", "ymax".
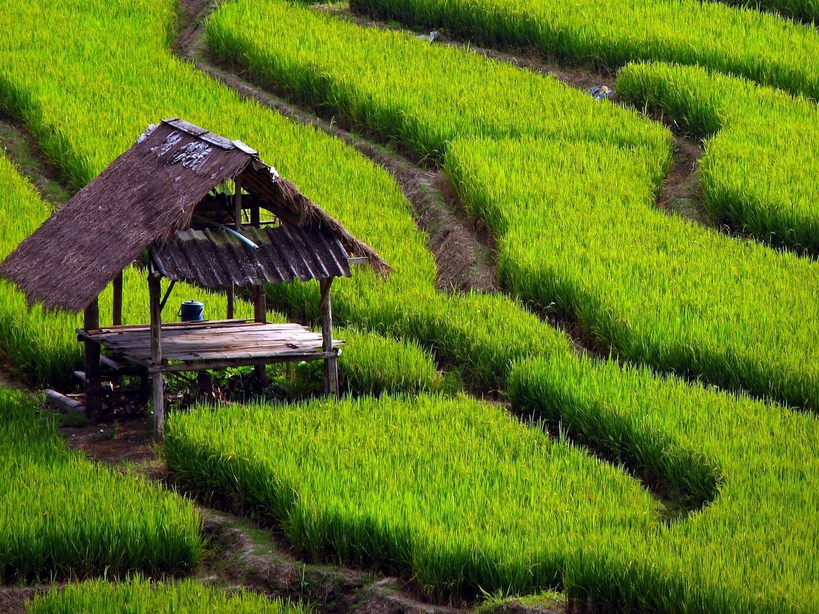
[{"xmin": 78, "ymin": 319, "xmax": 341, "ymax": 373}]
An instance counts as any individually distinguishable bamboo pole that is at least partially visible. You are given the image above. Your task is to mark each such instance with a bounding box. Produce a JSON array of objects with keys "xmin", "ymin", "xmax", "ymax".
[
  {"xmin": 148, "ymin": 273, "xmax": 165, "ymax": 440},
  {"xmin": 83, "ymin": 297, "xmax": 102, "ymax": 419},
  {"xmin": 319, "ymin": 278, "xmax": 338, "ymax": 397}
]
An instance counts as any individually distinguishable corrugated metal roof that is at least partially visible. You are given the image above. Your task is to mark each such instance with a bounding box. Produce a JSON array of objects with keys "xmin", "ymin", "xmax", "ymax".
[{"xmin": 149, "ymin": 224, "xmax": 351, "ymax": 288}]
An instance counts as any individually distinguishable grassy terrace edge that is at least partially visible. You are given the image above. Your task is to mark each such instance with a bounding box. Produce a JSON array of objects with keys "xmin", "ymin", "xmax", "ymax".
[
  {"xmin": 206, "ymin": 0, "xmax": 819, "ymax": 410},
  {"xmin": 0, "ymin": 389, "xmax": 202, "ymax": 582}
]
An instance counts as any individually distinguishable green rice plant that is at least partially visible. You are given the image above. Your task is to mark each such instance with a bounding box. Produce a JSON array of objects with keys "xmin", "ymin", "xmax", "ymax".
[
  {"xmin": 205, "ymin": 0, "xmax": 669, "ymax": 166},
  {"xmin": 348, "ymin": 0, "xmax": 819, "ymax": 98},
  {"xmin": 335, "ymin": 327, "xmax": 443, "ymax": 395},
  {"xmin": 618, "ymin": 61, "xmax": 819, "ymax": 255},
  {"xmin": 204, "ymin": 0, "xmax": 819, "ymax": 409},
  {"xmin": 0, "ymin": 389, "xmax": 202, "ymax": 581},
  {"xmin": 165, "ymin": 394, "xmax": 662, "ymax": 602},
  {"xmin": 0, "ymin": 0, "xmax": 580, "ymax": 395},
  {"xmin": 446, "ymin": 136, "xmax": 819, "ymax": 409},
  {"xmin": 167, "ymin": 383, "xmax": 819, "ymax": 612},
  {"xmin": 27, "ymin": 577, "xmax": 307, "ymax": 614},
  {"xmin": 509, "ymin": 352, "xmax": 819, "ymax": 613}
]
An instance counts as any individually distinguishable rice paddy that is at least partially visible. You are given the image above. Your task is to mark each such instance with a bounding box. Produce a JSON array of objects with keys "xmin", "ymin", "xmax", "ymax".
[
  {"xmin": 0, "ymin": 389, "xmax": 201, "ymax": 582},
  {"xmin": 349, "ymin": 0, "xmax": 819, "ymax": 98},
  {"xmin": 0, "ymin": 0, "xmax": 818, "ymax": 611},
  {"xmin": 27, "ymin": 577, "xmax": 307, "ymax": 614}
]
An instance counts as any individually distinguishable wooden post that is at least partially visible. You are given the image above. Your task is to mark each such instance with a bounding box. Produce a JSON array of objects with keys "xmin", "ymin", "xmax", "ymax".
[
  {"xmin": 226, "ymin": 284, "xmax": 235, "ymax": 320},
  {"xmin": 319, "ymin": 278, "xmax": 338, "ymax": 397},
  {"xmin": 250, "ymin": 201, "xmax": 260, "ymax": 227},
  {"xmin": 148, "ymin": 273, "xmax": 165, "ymax": 440},
  {"xmin": 253, "ymin": 284, "xmax": 268, "ymax": 386},
  {"xmin": 84, "ymin": 297, "xmax": 102, "ymax": 419},
  {"xmin": 234, "ymin": 176, "xmax": 243, "ymax": 232},
  {"xmin": 112, "ymin": 271, "xmax": 123, "ymax": 326}
]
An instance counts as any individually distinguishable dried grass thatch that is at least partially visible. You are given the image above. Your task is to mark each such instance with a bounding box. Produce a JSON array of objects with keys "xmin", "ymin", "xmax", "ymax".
[{"xmin": 0, "ymin": 119, "xmax": 388, "ymax": 312}]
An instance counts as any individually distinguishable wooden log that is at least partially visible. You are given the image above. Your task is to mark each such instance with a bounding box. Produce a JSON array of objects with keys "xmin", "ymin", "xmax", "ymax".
[
  {"xmin": 45, "ymin": 389, "xmax": 85, "ymax": 415},
  {"xmin": 84, "ymin": 298, "xmax": 102, "ymax": 419},
  {"xmin": 319, "ymin": 278, "xmax": 339, "ymax": 397},
  {"xmin": 112, "ymin": 271, "xmax": 123, "ymax": 326},
  {"xmin": 148, "ymin": 274, "xmax": 165, "ymax": 440}
]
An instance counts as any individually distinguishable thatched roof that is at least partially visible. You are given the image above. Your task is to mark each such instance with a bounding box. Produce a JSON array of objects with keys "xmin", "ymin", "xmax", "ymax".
[{"xmin": 0, "ymin": 119, "xmax": 388, "ymax": 312}]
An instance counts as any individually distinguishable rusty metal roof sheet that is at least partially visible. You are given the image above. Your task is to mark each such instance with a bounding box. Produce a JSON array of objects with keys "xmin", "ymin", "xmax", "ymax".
[{"xmin": 149, "ymin": 224, "xmax": 351, "ymax": 288}]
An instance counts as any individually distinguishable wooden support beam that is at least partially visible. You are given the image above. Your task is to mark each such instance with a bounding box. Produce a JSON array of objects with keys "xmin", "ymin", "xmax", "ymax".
[
  {"xmin": 253, "ymin": 285, "xmax": 268, "ymax": 386},
  {"xmin": 226, "ymin": 284, "xmax": 235, "ymax": 320},
  {"xmin": 234, "ymin": 175, "xmax": 243, "ymax": 231},
  {"xmin": 84, "ymin": 297, "xmax": 102, "ymax": 419},
  {"xmin": 148, "ymin": 273, "xmax": 165, "ymax": 440},
  {"xmin": 251, "ymin": 201, "xmax": 260, "ymax": 227},
  {"xmin": 112, "ymin": 271, "xmax": 123, "ymax": 326},
  {"xmin": 319, "ymin": 278, "xmax": 339, "ymax": 397}
]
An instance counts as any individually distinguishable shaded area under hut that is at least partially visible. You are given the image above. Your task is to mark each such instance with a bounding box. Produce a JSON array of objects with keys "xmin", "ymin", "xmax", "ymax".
[{"xmin": 0, "ymin": 118, "xmax": 388, "ymax": 437}]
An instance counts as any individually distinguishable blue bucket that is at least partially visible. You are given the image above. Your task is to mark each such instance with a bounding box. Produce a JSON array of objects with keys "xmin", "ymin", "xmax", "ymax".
[{"xmin": 178, "ymin": 300, "xmax": 205, "ymax": 322}]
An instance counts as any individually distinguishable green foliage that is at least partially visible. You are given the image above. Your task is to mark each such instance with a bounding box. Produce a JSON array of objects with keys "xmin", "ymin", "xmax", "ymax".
[
  {"xmin": 165, "ymin": 394, "xmax": 661, "ymax": 601},
  {"xmin": 618, "ymin": 61, "xmax": 819, "ymax": 255},
  {"xmin": 348, "ymin": 0, "xmax": 819, "ymax": 96},
  {"xmin": 205, "ymin": 0, "xmax": 668, "ymax": 165},
  {"xmin": 0, "ymin": 0, "xmax": 578, "ymax": 397},
  {"xmin": 509, "ymin": 353, "xmax": 819, "ymax": 612},
  {"xmin": 0, "ymin": 390, "xmax": 202, "ymax": 582},
  {"xmin": 336, "ymin": 328, "xmax": 443, "ymax": 395},
  {"xmin": 445, "ymin": 137, "xmax": 819, "ymax": 410},
  {"xmin": 205, "ymin": 0, "xmax": 819, "ymax": 410},
  {"xmin": 27, "ymin": 577, "xmax": 307, "ymax": 614}
]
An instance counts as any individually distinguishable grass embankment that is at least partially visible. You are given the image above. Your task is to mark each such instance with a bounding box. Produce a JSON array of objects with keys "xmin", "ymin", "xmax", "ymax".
[
  {"xmin": 348, "ymin": 0, "xmax": 819, "ymax": 95},
  {"xmin": 167, "ymin": 386, "xmax": 819, "ymax": 612},
  {"xmin": 618, "ymin": 61, "xmax": 819, "ymax": 255},
  {"xmin": 207, "ymin": 0, "xmax": 819, "ymax": 409},
  {"xmin": 27, "ymin": 577, "xmax": 307, "ymax": 614},
  {"xmin": 166, "ymin": 395, "xmax": 661, "ymax": 601},
  {"xmin": 509, "ymin": 354, "xmax": 819, "ymax": 613},
  {"xmin": 0, "ymin": 389, "xmax": 201, "ymax": 581}
]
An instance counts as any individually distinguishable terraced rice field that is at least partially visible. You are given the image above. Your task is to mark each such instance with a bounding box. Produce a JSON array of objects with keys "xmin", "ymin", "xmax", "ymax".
[{"xmin": 0, "ymin": 0, "xmax": 817, "ymax": 612}]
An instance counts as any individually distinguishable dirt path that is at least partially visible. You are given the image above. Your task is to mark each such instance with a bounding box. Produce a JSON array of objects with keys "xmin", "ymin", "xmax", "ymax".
[{"xmin": 0, "ymin": 116, "xmax": 73, "ymax": 208}]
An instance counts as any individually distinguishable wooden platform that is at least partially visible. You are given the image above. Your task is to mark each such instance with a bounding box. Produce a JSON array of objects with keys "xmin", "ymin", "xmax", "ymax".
[{"xmin": 77, "ymin": 319, "xmax": 342, "ymax": 373}]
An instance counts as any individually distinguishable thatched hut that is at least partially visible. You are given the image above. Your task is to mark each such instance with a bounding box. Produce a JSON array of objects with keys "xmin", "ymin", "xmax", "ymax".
[{"xmin": 0, "ymin": 118, "xmax": 388, "ymax": 437}]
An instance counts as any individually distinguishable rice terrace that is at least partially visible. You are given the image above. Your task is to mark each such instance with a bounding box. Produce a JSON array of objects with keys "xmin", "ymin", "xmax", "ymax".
[{"xmin": 0, "ymin": 0, "xmax": 818, "ymax": 611}]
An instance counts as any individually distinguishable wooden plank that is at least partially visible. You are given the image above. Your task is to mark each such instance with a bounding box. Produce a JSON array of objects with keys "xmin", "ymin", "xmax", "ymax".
[
  {"xmin": 82, "ymin": 318, "xmax": 255, "ymax": 335},
  {"xmin": 149, "ymin": 351, "xmax": 338, "ymax": 373},
  {"xmin": 91, "ymin": 332, "xmax": 328, "ymax": 352}
]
